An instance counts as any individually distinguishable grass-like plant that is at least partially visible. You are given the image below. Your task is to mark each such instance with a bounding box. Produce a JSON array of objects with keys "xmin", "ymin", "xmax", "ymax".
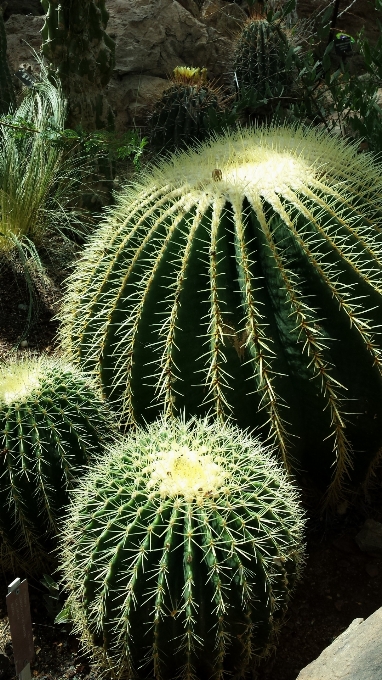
[{"xmin": 0, "ymin": 61, "xmax": 95, "ymax": 339}]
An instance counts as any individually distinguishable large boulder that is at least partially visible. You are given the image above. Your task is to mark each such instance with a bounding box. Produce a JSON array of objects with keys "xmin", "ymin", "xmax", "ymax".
[
  {"xmin": 296, "ymin": 608, "xmax": 382, "ymax": 680},
  {"xmin": 5, "ymin": 0, "xmax": 233, "ymax": 129}
]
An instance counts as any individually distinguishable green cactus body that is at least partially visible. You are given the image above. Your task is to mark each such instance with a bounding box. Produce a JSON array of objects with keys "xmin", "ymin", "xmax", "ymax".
[
  {"xmin": 233, "ymin": 17, "xmax": 292, "ymax": 98},
  {"xmin": 0, "ymin": 356, "xmax": 116, "ymax": 572},
  {"xmin": 149, "ymin": 67, "xmax": 223, "ymax": 150},
  {"xmin": 0, "ymin": 10, "xmax": 16, "ymax": 114},
  {"xmin": 60, "ymin": 416, "xmax": 305, "ymax": 679},
  {"xmin": 40, "ymin": 0, "xmax": 115, "ymax": 130},
  {"xmin": 59, "ymin": 123, "xmax": 382, "ymax": 504}
]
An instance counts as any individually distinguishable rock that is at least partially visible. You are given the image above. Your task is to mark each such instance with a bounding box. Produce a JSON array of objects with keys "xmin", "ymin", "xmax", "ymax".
[
  {"xmin": 355, "ymin": 519, "xmax": 382, "ymax": 554},
  {"xmin": 296, "ymin": 607, "xmax": 382, "ymax": 680},
  {"xmin": 177, "ymin": 0, "xmax": 201, "ymax": 18},
  {"xmin": 107, "ymin": 74, "xmax": 171, "ymax": 129},
  {"xmin": 107, "ymin": 0, "xmax": 232, "ymax": 81},
  {"xmin": 5, "ymin": 14, "xmax": 44, "ymax": 78},
  {"xmin": 201, "ymin": 0, "xmax": 247, "ymax": 38},
  {"xmin": 3, "ymin": 0, "xmax": 44, "ymax": 21},
  {"xmin": 365, "ymin": 562, "xmax": 379, "ymax": 578}
]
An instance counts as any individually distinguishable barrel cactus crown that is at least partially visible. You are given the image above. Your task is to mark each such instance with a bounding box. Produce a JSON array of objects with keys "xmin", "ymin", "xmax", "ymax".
[
  {"xmin": 59, "ymin": 123, "xmax": 382, "ymax": 504},
  {"xmin": 60, "ymin": 415, "xmax": 305, "ymax": 679},
  {"xmin": 233, "ymin": 16, "xmax": 292, "ymax": 99},
  {"xmin": 149, "ymin": 66, "xmax": 223, "ymax": 150},
  {"xmin": 0, "ymin": 355, "xmax": 116, "ymax": 572}
]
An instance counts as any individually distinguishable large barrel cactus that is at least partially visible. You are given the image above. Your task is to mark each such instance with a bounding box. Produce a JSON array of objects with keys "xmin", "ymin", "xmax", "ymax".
[
  {"xmin": 59, "ymin": 415, "xmax": 305, "ymax": 679},
  {"xmin": 59, "ymin": 123, "xmax": 382, "ymax": 504},
  {"xmin": 149, "ymin": 66, "xmax": 223, "ymax": 151},
  {"xmin": 0, "ymin": 355, "xmax": 116, "ymax": 572}
]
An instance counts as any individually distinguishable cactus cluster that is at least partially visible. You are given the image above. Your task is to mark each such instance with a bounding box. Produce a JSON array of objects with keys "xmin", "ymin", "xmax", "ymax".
[
  {"xmin": 0, "ymin": 9, "xmax": 16, "ymax": 115},
  {"xmin": 40, "ymin": 0, "xmax": 115, "ymax": 130},
  {"xmin": 59, "ymin": 122, "xmax": 382, "ymax": 505},
  {"xmin": 149, "ymin": 66, "xmax": 223, "ymax": 150},
  {"xmin": 233, "ymin": 15, "xmax": 292, "ymax": 99},
  {"xmin": 0, "ymin": 355, "xmax": 116, "ymax": 572},
  {"xmin": 59, "ymin": 415, "xmax": 305, "ymax": 680}
]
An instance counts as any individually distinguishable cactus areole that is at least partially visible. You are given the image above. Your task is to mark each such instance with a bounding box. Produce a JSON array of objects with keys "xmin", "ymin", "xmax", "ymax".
[
  {"xmin": 60, "ymin": 123, "xmax": 382, "ymax": 503},
  {"xmin": 60, "ymin": 416, "xmax": 305, "ymax": 679}
]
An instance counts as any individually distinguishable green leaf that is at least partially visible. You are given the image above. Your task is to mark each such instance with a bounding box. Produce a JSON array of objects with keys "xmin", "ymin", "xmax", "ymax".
[{"xmin": 54, "ymin": 605, "xmax": 72, "ymax": 625}]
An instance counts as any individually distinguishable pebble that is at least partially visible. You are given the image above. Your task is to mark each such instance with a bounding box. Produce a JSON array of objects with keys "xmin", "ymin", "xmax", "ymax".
[
  {"xmin": 20, "ymin": 340, "xmax": 28, "ymax": 348},
  {"xmin": 355, "ymin": 519, "xmax": 382, "ymax": 554}
]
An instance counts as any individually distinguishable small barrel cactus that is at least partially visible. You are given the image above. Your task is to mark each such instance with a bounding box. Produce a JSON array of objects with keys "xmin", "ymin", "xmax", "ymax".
[
  {"xmin": 59, "ymin": 415, "xmax": 305, "ymax": 679},
  {"xmin": 233, "ymin": 15, "xmax": 293, "ymax": 99},
  {"xmin": 59, "ymin": 122, "xmax": 382, "ymax": 505},
  {"xmin": 0, "ymin": 9, "xmax": 16, "ymax": 115},
  {"xmin": 149, "ymin": 66, "xmax": 223, "ymax": 150},
  {"xmin": 0, "ymin": 355, "xmax": 116, "ymax": 572}
]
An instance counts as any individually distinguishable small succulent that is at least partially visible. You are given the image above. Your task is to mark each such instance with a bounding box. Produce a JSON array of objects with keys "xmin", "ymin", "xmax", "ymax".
[
  {"xmin": 149, "ymin": 66, "xmax": 224, "ymax": 150},
  {"xmin": 59, "ymin": 415, "xmax": 305, "ymax": 679}
]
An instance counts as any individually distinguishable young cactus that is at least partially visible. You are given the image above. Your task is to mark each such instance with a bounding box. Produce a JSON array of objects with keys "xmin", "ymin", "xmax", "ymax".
[
  {"xmin": 149, "ymin": 66, "xmax": 223, "ymax": 150},
  {"xmin": 59, "ymin": 122, "xmax": 382, "ymax": 506},
  {"xmin": 0, "ymin": 355, "xmax": 116, "ymax": 573},
  {"xmin": 59, "ymin": 415, "xmax": 305, "ymax": 680},
  {"xmin": 0, "ymin": 9, "xmax": 16, "ymax": 114},
  {"xmin": 233, "ymin": 15, "xmax": 293, "ymax": 100}
]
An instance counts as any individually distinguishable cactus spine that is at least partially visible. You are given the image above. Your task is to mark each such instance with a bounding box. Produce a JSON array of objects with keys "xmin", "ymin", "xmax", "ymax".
[
  {"xmin": 149, "ymin": 66, "xmax": 223, "ymax": 150},
  {"xmin": 60, "ymin": 415, "xmax": 305, "ymax": 679},
  {"xmin": 0, "ymin": 8, "xmax": 16, "ymax": 114},
  {"xmin": 40, "ymin": 0, "xmax": 115, "ymax": 130},
  {"xmin": 0, "ymin": 356, "xmax": 116, "ymax": 572},
  {"xmin": 59, "ymin": 123, "xmax": 382, "ymax": 505}
]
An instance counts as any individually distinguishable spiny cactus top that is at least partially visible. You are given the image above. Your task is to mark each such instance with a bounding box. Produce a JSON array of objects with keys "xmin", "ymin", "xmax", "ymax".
[
  {"xmin": 59, "ymin": 122, "xmax": 382, "ymax": 505},
  {"xmin": 59, "ymin": 415, "xmax": 305, "ymax": 680},
  {"xmin": 149, "ymin": 65, "xmax": 223, "ymax": 150},
  {"xmin": 0, "ymin": 355, "xmax": 116, "ymax": 572}
]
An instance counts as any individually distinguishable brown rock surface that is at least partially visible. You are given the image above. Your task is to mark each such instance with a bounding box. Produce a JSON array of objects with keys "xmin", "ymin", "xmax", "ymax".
[{"xmin": 4, "ymin": 0, "xmax": 382, "ymax": 128}]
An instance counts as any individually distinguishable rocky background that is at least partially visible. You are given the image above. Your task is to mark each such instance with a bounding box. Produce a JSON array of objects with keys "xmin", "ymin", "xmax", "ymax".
[{"xmin": 3, "ymin": 0, "xmax": 382, "ymax": 130}]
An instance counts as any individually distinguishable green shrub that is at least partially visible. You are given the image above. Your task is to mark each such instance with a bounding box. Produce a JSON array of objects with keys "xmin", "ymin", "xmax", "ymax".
[
  {"xmin": 0, "ymin": 355, "xmax": 116, "ymax": 572},
  {"xmin": 59, "ymin": 415, "xmax": 305, "ymax": 679}
]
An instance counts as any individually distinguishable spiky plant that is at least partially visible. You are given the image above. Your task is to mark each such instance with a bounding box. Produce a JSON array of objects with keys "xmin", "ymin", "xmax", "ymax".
[
  {"xmin": 0, "ymin": 355, "xmax": 116, "ymax": 573},
  {"xmin": 59, "ymin": 415, "xmax": 305, "ymax": 680},
  {"xmin": 59, "ymin": 122, "xmax": 382, "ymax": 505},
  {"xmin": 149, "ymin": 66, "xmax": 223, "ymax": 150},
  {"xmin": 0, "ymin": 8, "xmax": 16, "ymax": 115},
  {"xmin": 41, "ymin": 0, "xmax": 115, "ymax": 130},
  {"xmin": 233, "ymin": 14, "xmax": 293, "ymax": 100}
]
